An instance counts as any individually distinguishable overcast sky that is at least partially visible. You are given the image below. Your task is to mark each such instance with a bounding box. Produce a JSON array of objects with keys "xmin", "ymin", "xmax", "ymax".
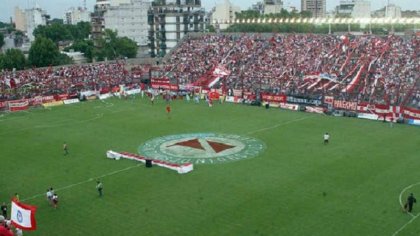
[{"xmin": 1, "ymin": 0, "xmax": 419, "ymax": 22}]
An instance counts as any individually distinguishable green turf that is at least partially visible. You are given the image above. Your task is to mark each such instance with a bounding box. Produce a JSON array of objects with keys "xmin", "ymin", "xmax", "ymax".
[{"xmin": 0, "ymin": 97, "xmax": 419, "ymax": 236}]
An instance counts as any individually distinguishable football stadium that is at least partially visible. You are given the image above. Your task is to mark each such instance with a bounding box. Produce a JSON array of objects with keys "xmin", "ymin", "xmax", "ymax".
[{"xmin": 1, "ymin": 1, "xmax": 420, "ymax": 236}]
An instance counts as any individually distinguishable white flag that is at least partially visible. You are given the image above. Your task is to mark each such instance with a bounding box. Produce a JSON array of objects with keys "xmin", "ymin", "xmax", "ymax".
[{"xmin": 11, "ymin": 199, "xmax": 37, "ymax": 231}]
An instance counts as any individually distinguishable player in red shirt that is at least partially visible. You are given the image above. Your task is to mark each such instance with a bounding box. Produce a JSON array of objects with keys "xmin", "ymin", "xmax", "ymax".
[{"xmin": 166, "ymin": 104, "xmax": 171, "ymax": 119}]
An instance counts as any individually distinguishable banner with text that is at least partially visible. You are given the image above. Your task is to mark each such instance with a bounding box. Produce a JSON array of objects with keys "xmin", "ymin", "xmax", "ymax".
[{"xmin": 8, "ymin": 99, "xmax": 29, "ymax": 112}]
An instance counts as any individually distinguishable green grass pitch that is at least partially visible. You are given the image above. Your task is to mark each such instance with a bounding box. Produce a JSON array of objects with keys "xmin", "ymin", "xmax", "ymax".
[{"xmin": 0, "ymin": 97, "xmax": 419, "ymax": 235}]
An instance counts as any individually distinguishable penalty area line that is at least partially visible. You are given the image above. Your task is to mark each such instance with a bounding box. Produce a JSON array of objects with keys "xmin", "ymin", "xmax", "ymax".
[{"xmin": 21, "ymin": 164, "xmax": 141, "ymax": 202}]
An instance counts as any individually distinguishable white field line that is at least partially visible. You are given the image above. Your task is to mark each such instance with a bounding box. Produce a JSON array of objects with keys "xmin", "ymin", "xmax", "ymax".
[
  {"xmin": 398, "ymin": 183, "xmax": 420, "ymax": 217},
  {"xmin": 16, "ymin": 114, "xmax": 311, "ymax": 202},
  {"xmin": 21, "ymin": 164, "xmax": 141, "ymax": 202},
  {"xmin": 392, "ymin": 214, "xmax": 420, "ymax": 236},
  {"xmin": 246, "ymin": 117, "xmax": 311, "ymax": 135},
  {"xmin": 13, "ymin": 105, "xmax": 309, "ymax": 203},
  {"xmin": 392, "ymin": 182, "xmax": 420, "ymax": 236}
]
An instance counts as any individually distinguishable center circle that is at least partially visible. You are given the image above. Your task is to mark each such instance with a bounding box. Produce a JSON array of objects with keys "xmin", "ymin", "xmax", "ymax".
[{"xmin": 139, "ymin": 133, "xmax": 265, "ymax": 164}]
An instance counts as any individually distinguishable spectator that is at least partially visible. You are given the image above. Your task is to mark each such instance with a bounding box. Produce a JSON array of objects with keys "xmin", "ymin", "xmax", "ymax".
[{"xmin": 0, "ymin": 216, "xmax": 13, "ymax": 236}]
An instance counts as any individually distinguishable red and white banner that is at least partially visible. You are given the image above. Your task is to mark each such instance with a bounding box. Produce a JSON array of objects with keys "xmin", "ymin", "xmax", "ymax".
[
  {"xmin": 151, "ymin": 78, "xmax": 178, "ymax": 91},
  {"xmin": 8, "ymin": 100, "xmax": 29, "ymax": 112},
  {"xmin": 333, "ymin": 100, "xmax": 357, "ymax": 111},
  {"xmin": 54, "ymin": 94, "xmax": 69, "ymax": 101},
  {"xmin": 324, "ymin": 96, "xmax": 334, "ymax": 105},
  {"xmin": 11, "ymin": 199, "xmax": 37, "ymax": 231},
  {"xmin": 357, "ymin": 103, "xmax": 391, "ymax": 115},
  {"xmin": 213, "ymin": 65, "xmax": 230, "ymax": 77},
  {"xmin": 305, "ymin": 106, "xmax": 325, "ymax": 114},
  {"xmin": 151, "ymin": 83, "xmax": 178, "ymax": 91},
  {"xmin": 357, "ymin": 102, "xmax": 374, "ymax": 112},
  {"xmin": 402, "ymin": 107, "xmax": 420, "ymax": 119},
  {"xmin": 280, "ymin": 103, "xmax": 299, "ymax": 111},
  {"xmin": 342, "ymin": 65, "xmax": 365, "ymax": 93},
  {"xmin": 29, "ymin": 95, "xmax": 55, "ymax": 106},
  {"xmin": 374, "ymin": 104, "xmax": 390, "ymax": 114},
  {"xmin": 261, "ymin": 94, "xmax": 287, "ymax": 103},
  {"xmin": 0, "ymin": 101, "xmax": 7, "ymax": 109}
]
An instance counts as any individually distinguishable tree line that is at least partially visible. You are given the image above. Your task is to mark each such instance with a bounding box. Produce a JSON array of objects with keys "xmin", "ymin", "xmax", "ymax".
[{"xmin": 0, "ymin": 21, "xmax": 138, "ymax": 71}]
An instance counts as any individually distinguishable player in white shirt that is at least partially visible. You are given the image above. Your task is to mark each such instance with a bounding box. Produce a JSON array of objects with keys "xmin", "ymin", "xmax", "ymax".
[{"xmin": 324, "ymin": 132, "xmax": 330, "ymax": 144}]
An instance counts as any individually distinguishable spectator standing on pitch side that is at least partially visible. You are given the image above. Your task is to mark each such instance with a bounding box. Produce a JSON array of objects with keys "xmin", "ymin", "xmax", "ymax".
[
  {"xmin": 0, "ymin": 216, "xmax": 13, "ymax": 236},
  {"xmin": 1, "ymin": 202, "xmax": 7, "ymax": 218}
]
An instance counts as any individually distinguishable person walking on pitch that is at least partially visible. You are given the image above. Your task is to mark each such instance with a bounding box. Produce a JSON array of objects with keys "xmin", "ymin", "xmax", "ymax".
[
  {"xmin": 63, "ymin": 142, "xmax": 69, "ymax": 156},
  {"xmin": 324, "ymin": 132, "xmax": 330, "ymax": 144},
  {"xmin": 405, "ymin": 193, "xmax": 417, "ymax": 213},
  {"xmin": 96, "ymin": 181, "xmax": 103, "ymax": 197}
]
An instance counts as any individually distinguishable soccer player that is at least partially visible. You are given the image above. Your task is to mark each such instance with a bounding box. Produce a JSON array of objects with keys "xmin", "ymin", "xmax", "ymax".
[
  {"xmin": 46, "ymin": 189, "xmax": 53, "ymax": 203},
  {"xmin": 96, "ymin": 181, "xmax": 103, "ymax": 197},
  {"xmin": 52, "ymin": 194, "xmax": 58, "ymax": 208},
  {"xmin": 63, "ymin": 142, "xmax": 69, "ymax": 156},
  {"xmin": 324, "ymin": 132, "xmax": 330, "ymax": 144},
  {"xmin": 166, "ymin": 104, "xmax": 171, "ymax": 118}
]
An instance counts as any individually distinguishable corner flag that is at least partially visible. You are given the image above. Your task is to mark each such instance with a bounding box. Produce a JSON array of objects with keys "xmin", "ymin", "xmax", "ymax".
[{"xmin": 11, "ymin": 199, "xmax": 37, "ymax": 230}]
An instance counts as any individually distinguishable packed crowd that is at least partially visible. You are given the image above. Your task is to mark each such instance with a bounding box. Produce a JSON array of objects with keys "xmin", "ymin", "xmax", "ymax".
[
  {"xmin": 0, "ymin": 62, "xmax": 133, "ymax": 101},
  {"xmin": 1, "ymin": 34, "xmax": 419, "ymax": 108},
  {"xmin": 164, "ymin": 33, "xmax": 419, "ymax": 108}
]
